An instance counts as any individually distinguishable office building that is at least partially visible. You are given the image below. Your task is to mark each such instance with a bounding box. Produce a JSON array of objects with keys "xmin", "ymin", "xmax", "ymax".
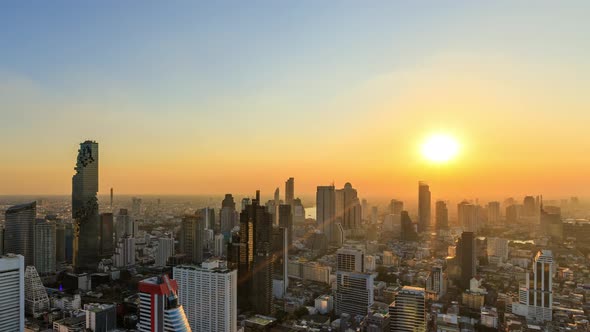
[
  {"xmin": 401, "ymin": 211, "xmax": 417, "ymax": 241},
  {"xmin": 278, "ymin": 204, "xmax": 293, "ymax": 249},
  {"xmin": 33, "ymin": 218, "xmax": 56, "ymax": 275},
  {"xmin": 115, "ymin": 208, "xmax": 133, "ymax": 240},
  {"xmin": 456, "ymin": 232, "xmax": 476, "ymax": 289},
  {"xmin": 435, "ymin": 201, "xmax": 448, "ymax": 230},
  {"xmin": 337, "ymin": 247, "xmax": 364, "ymax": 272},
  {"xmin": 383, "ymin": 214, "xmax": 402, "ymax": 238},
  {"xmin": 285, "ymin": 177, "xmax": 294, "ymax": 207},
  {"xmin": 335, "ymin": 183, "xmax": 362, "ymax": 230},
  {"xmin": 156, "ymin": 236, "xmax": 175, "ymax": 267},
  {"xmin": 425, "ymin": 266, "xmax": 446, "ymax": 301},
  {"xmin": 72, "ymin": 140, "xmax": 100, "ymax": 272},
  {"xmin": 458, "ymin": 201, "xmax": 479, "ymax": 233},
  {"xmin": 292, "ymin": 198, "xmax": 305, "ymax": 225},
  {"xmin": 487, "ymin": 237, "xmax": 509, "ymax": 263},
  {"xmin": 137, "ymin": 274, "xmax": 191, "ymax": 332},
  {"xmin": 4, "ymin": 202, "xmax": 36, "ymax": 266},
  {"xmin": 55, "ymin": 220, "xmax": 66, "ymax": 264},
  {"xmin": 238, "ymin": 192, "xmax": 273, "ymax": 315},
  {"xmin": 132, "ymin": 197, "xmax": 142, "ymax": 216},
  {"xmin": 540, "ymin": 205, "xmax": 563, "ymax": 241},
  {"xmin": 487, "ymin": 201, "xmax": 501, "ymax": 224},
  {"xmin": 418, "ymin": 182, "xmax": 431, "ymax": 233},
  {"xmin": 0, "ymin": 254, "xmax": 25, "ymax": 332},
  {"xmin": 24, "ymin": 265, "xmax": 49, "ymax": 317},
  {"xmin": 512, "ymin": 250, "xmax": 554, "ymax": 323},
  {"xmin": 174, "ymin": 261, "xmax": 237, "ymax": 332},
  {"xmin": 316, "ymin": 186, "xmax": 336, "ymax": 244},
  {"xmin": 84, "ymin": 303, "xmax": 117, "ymax": 332},
  {"xmin": 389, "ymin": 286, "xmax": 426, "ymax": 332},
  {"xmin": 389, "ymin": 199, "xmax": 404, "ymax": 215},
  {"xmin": 335, "ymin": 271, "xmax": 375, "ymax": 317},
  {"xmin": 220, "ymin": 194, "xmax": 238, "ymax": 237},
  {"xmin": 181, "ymin": 215, "xmax": 205, "ymax": 264},
  {"xmin": 523, "ymin": 196, "xmax": 537, "ymax": 217},
  {"xmin": 113, "ymin": 236, "xmax": 135, "ymax": 268},
  {"xmin": 214, "ymin": 233, "xmax": 224, "ymax": 257},
  {"xmin": 99, "ymin": 213, "xmax": 114, "ymax": 258}
]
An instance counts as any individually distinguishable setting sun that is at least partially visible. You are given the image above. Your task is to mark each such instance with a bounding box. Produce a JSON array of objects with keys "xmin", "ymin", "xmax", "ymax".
[{"xmin": 421, "ymin": 134, "xmax": 460, "ymax": 163}]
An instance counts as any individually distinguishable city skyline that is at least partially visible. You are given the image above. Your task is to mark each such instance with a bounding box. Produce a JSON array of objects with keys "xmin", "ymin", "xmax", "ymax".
[{"xmin": 1, "ymin": 2, "xmax": 590, "ymax": 198}]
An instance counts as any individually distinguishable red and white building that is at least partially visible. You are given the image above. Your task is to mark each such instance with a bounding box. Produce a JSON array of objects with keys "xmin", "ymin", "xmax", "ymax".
[{"xmin": 137, "ymin": 274, "xmax": 191, "ymax": 332}]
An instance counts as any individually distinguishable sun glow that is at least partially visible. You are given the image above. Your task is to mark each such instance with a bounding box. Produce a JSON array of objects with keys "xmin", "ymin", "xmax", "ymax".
[{"xmin": 421, "ymin": 134, "xmax": 459, "ymax": 163}]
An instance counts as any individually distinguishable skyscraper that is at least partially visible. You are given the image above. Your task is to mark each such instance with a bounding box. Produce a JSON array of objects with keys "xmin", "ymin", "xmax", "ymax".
[
  {"xmin": 316, "ymin": 186, "xmax": 336, "ymax": 244},
  {"xmin": 335, "ymin": 247, "xmax": 373, "ymax": 317},
  {"xmin": 33, "ymin": 218, "xmax": 56, "ymax": 275},
  {"xmin": 389, "ymin": 286, "xmax": 426, "ymax": 332},
  {"xmin": 181, "ymin": 216, "xmax": 205, "ymax": 265},
  {"xmin": 72, "ymin": 140, "xmax": 100, "ymax": 272},
  {"xmin": 456, "ymin": 232, "xmax": 476, "ymax": 290},
  {"xmin": 24, "ymin": 266, "xmax": 50, "ymax": 317},
  {"xmin": 137, "ymin": 274, "xmax": 191, "ymax": 332},
  {"xmin": 4, "ymin": 202, "xmax": 36, "ymax": 266},
  {"xmin": 238, "ymin": 193, "xmax": 273, "ymax": 315},
  {"xmin": 418, "ymin": 182, "xmax": 431, "ymax": 233},
  {"xmin": 523, "ymin": 196, "xmax": 536, "ymax": 217},
  {"xmin": 435, "ymin": 200, "xmax": 448, "ymax": 230},
  {"xmin": 389, "ymin": 199, "xmax": 404, "ymax": 215},
  {"xmin": 458, "ymin": 201, "xmax": 479, "ymax": 233},
  {"xmin": 337, "ymin": 247, "xmax": 365, "ymax": 272},
  {"xmin": 220, "ymin": 194, "xmax": 238, "ymax": 237},
  {"xmin": 112, "ymin": 236, "xmax": 135, "ymax": 268},
  {"xmin": 156, "ymin": 236, "xmax": 175, "ymax": 267},
  {"xmin": 292, "ymin": 198, "xmax": 305, "ymax": 225},
  {"xmin": 99, "ymin": 213, "xmax": 114, "ymax": 258},
  {"xmin": 512, "ymin": 250, "xmax": 554, "ymax": 323},
  {"xmin": 285, "ymin": 177, "xmax": 294, "ymax": 207},
  {"xmin": 487, "ymin": 201, "xmax": 501, "ymax": 224},
  {"xmin": 336, "ymin": 183, "xmax": 362, "ymax": 230},
  {"xmin": 278, "ymin": 204, "xmax": 293, "ymax": 249},
  {"xmin": 115, "ymin": 208, "xmax": 133, "ymax": 240},
  {"xmin": 174, "ymin": 260, "xmax": 237, "ymax": 332},
  {"xmin": 197, "ymin": 207, "xmax": 215, "ymax": 231},
  {"xmin": 400, "ymin": 211, "xmax": 417, "ymax": 241},
  {"xmin": 0, "ymin": 254, "xmax": 25, "ymax": 332},
  {"xmin": 425, "ymin": 266, "xmax": 446, "ymax": 300}
]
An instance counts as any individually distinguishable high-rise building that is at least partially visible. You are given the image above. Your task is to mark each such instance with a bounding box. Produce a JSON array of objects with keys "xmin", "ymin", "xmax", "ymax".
[
  {"xmin": 115, "ymin": 208, "xmax": 133, "ymax": 240},
  {"xmin": 487, "ymin": 202, "xmax": 501, "ymax": 224},
  {"xmin": 198, "ymin": 208, "xmax": 215, "ymax": 231},
  {"xmin": 72, "ymin": 140, "xmax": 100, "ymax": 272},
  {"xmin": 316, "ymin": 186, "xmax": 336, "ymax": 244},
  {"xmin": 506, "ymin": 204, "xmax": 522, "ymax": 223},
  {"xmin": 487, "ymin": 237, "xmax": 509, "ymax": 264},
  {"xmin": 33, "ymin": 218, "xmax": 56, "ymax": 275},
  {"xmin": 99, "ymin": 213, "xmax": 114, "ymax": 258},
  {"xmin": 523, "ymin": 196, "xmax": 536, "ymax": 217},
  {"xmin": 238, "ymin": 193, "xmax": 273, "ymax": 315},
  {"xmin": 335, "ymin": 183, "xmax": 362, "ymax": 230},
  {"xmin": 220, "ymin": 194, "xmax": 238, "ymax": 237},
  {"xmin": 389, "ymin": 200, "xmax": 404, "ymax": 215},
  {"xmin": 418, "ymin": 182, "xmax": 431, "ymax": 233},
  {"xmin": 278, "ymin": 204, "xmax": 293, "ymax": 249},
  {"xmin": 335, "ymin": 271, "xmax": 375, "ymax": 317},
  {"xmin": 112, "ymin": 236, "xmax": 135, "ymax": 268},
  {"xmin": 458, "ymin": 201, "xmax": 479, "ymax": 233},
  {"xmin": 24, "ymin": 266, "xmax": 49, "ymax": 317},
  {"xmin": 389, "ymin": 286, "xmax": 426, "ymax": 332},
  {"xmin": 214, "ymin": 234, "xmax": 224, "ymax": 257},
  {"xmin": 285, "ymin": 177, "xmax": 294, "ymax": 207},
  {"xmin": 55, "ymin": 219, "xmax": 66, "ymax": 264},
  {"xmin": 181, "ymin": 216, "xmax": 205, "ymax": 265},
  {"xmin": 400, "ymin": 211, "xmax": 417, "ymax": 241},
  {"xmin": 425, "ymin": 266, "xmax": 446, "ymax": 300},
  {"xmin": 156, "ymin": 236, "xmax": 175, "ymax": 267},
  {"xmin": 512, "ymin": 250, "xmax": 554, "ymax": 323},
  {"xmin": 4, "ymin": 202, "xmax": 36, "ymax": 266},
  {"xmin": 371, "ymin": 206, "xmax": 378, "ymax": 224},
  {"xmin": 337, "ymin": 247, "xmax": 364, "ymax": 273},
  {"xmin": 137, "ymin": 275, "xmax": 191, "ymax": 332},
  {"xmin": 292, "ymin": 198, "xmax": 305, "ymax": 225},
  {"xmin": 174, "ymin": 260, "xmax": 237, "ymax": 332},
  {"xmin": 0, "ymin": 254, "xmax": 25, "ymax": 332},
  {"xmin": 131, "ymin": 197, "xmax": 142, "ymax": 216},
  {"xmin": 84, "ymin": 303, "xmax": 117, "ymax": 332},
  {"xmin": 435, "ymin": 201, "xmax": 448, "ymax": 230},
  {"xmin": 456, "ymin": 232, "xmax": 476, "ymax": 290},
  {"xmin": 540, "ymin": 205, "xmax": 562, "ymax": 241}
]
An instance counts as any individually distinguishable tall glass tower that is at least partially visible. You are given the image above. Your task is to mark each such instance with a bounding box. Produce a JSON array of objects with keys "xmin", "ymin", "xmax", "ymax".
[{"xmin": 72, "ymin": 140, "xmax": 100, "ymax": 272}]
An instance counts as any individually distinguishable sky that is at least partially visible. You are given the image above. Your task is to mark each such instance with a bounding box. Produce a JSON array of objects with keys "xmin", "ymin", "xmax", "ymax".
[{"xmin": 1, "ymin": 1, "xmax": 589, "ymax": 202}]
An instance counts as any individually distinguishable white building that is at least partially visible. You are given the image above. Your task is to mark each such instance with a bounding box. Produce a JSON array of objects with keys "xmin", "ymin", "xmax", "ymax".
[
  {"xmin": 24, "ymin": 266, "xmax": 50, "ymax": 317},
  {"xmin": 156, "ymin": 237, "xmax": 174, "ymax": 267},
  {"xmin": 174, "ymin": 260, "xmax": 237, "ymax": 332},
  {"xmin": 512, "ymin": 250, "xmax": 554, "ymax": 323},
  {"xmin": 337, "ymin": 247, "xmax": 365, "ymax": 272},
  {"xmin": 487, "ymin": 237, "xmax": 509, "ymax": 263},
  {"xmin": 113, "ymin": 236, "xmax": 135, "ymax": 268},
  {"xmin": 335, "ymin": 271, "xmax": 374, "ymax": 317},
  {"xmin": 0, "ymin": 254, "xmax": 25, "ymax": 332}
]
